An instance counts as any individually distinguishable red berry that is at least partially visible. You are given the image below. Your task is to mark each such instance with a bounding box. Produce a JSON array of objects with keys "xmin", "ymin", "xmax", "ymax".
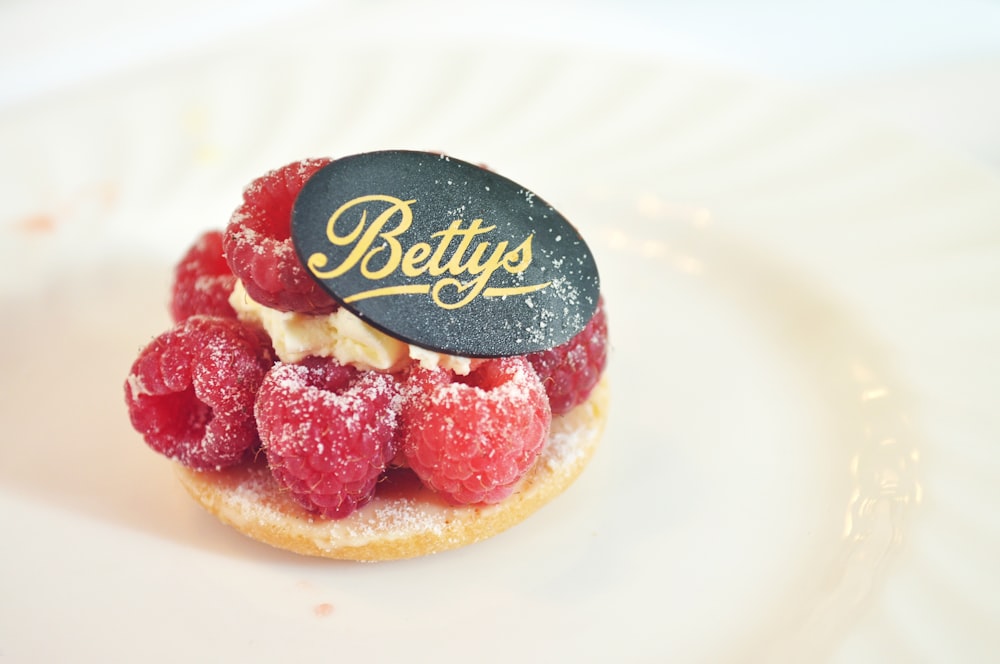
[
  {"xmin": 255, "ymin": 358, "xmax": 401, "ymax": 518},
  {"xmin": 401, "ymin": 357, "xmax": 551, "ymax": 505},
  {"xmin": 527, "ymin": 297, "xmax": 608, "ymax": 415},
  {"xmin": 223, "ymin": 158, "xmax": 339, "ymax": 314},
  {"xmin": 169, "ymin": 230, "xmax": 237, "ymax": 322},
  {"xmin": 125, "ymin": 316, "xmax": 275, "ymax": 470}
]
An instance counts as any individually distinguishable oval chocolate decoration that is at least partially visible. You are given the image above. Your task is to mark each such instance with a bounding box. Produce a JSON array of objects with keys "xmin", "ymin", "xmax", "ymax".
[{"xmin": 291, "ymin": 150, "xmax": 600, "ymax": 358}]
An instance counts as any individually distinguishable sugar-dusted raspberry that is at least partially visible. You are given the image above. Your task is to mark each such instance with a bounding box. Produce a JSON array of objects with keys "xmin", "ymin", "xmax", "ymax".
[
  {"xmin": 401, "ymin": 357, "xmax": 551, "ymax": 505},
  {"xmin": 255, "ymin": 358, "xmax": 401, "ymax": 518},
  {"xmin": 125, "ymin": 316, "xmax": 275, "ymax": 470},
  {"xmin": 527, "ymin": 297, "xmax": 608, "ymax": 415},
  {"xmin": 223, "ymin": 158, "xmax": 339, "ymax": 314},
  {"xmin": 169, "ymin": 230, "xmax": 237, "ymax": 322}
]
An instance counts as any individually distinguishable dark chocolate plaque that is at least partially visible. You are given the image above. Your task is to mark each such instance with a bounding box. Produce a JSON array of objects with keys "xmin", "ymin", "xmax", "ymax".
[{"xmin": 291, "ymin": 150, "xmax": 599, "ymax": 357}]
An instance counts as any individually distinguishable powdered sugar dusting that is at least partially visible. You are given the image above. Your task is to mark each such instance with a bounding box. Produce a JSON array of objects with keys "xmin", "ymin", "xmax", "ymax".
[
  {"xmin": 186, "ymin": 378, "xmax": 607, "ymax": 558},
  {"xmin": 217, "ymin": 462, "xmax": 453, "ymax": 547}
]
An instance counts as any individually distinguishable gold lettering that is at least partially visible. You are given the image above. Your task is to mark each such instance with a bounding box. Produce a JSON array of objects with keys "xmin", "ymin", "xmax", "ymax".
[
  {"xmin": 401, "ymin": 242, "xmax": 433, "ymax": 277},
  {"xmin": 308, "ymin": 195, "xmax": 415, "ymax": 278},
  {"xmin": 501, "ymin": 235, "xmax": 533, "ymax": 273},
  {"xmin": 466, "ymin": 240, "xmax": 509, "ymax": 276},
  {"xmin": 306, "ymin": 196, "xmax": 550, "ymax": 309},
  {"xmin": 430, "ymin": 237, "xmax": 509, "ymax": 309},
  {"xmin": 459, "ymin": 241, "xmax": 496, "ymax": 275},
  {"xmin": 431, "ymin": 278, "xmax": 484, "ymax": 310},
  {"xmin": 345, "ymin": 284, "xmax": 431, "ymax": 303},
  {"xmin": 425, "ymin": 219, "xmax": 463, "ymax": 276},
  {"xmin": 434, "ymin": 218, "xmax": 496, "ymax": 276}
]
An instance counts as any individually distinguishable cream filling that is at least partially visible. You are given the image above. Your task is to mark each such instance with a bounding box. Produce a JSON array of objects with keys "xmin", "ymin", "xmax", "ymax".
[{"xmin": 229, "ymin": 281, "xmax": 473, "ymax": 374}]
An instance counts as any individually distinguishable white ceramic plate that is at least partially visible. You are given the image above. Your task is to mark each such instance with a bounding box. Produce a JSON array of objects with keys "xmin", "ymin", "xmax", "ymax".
[{"xmin": 1, "ymin": 22, "xmax": 998, "ymax": 664}]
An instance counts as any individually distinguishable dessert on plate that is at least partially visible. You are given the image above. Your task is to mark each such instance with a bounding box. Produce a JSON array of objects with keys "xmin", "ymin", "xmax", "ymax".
[{"xmin": 124, "ymin": 151, "xmax": 609, "ymax": 561}]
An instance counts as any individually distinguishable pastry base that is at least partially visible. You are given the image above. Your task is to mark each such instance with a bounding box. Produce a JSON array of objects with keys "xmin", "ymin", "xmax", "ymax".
[{"xmin": 175, "ymin": 377, "xmax": 609, "ymax": 561}]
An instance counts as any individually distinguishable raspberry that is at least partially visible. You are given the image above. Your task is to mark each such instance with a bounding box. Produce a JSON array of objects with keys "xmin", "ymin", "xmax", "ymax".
[
  {"xmin": 527, "ymin": 298, "xmax": 608, "ymax": 415},
  {"xmin": 125, "ymin": 316, "xmax": 275, "ymax": 470},
  {"xmin": 255, "ymin": 358, "xmax": 401, "ymax": 518},
  {"xmin": 169, "ymin": 230, "xmax": 237, "ymax": 322},
  {"xmin": 223, "ymin": 158, "xmax": 339, "ymax": 314},
  {"xmin": 401, "ymin": 357, "xmax": 551, "ymax": 505}
]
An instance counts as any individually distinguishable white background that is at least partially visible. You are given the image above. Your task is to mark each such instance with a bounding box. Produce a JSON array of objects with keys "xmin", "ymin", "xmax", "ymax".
[{"xmin": 2, "ymin": 0, "xmax": 1000, "ymax": 170}]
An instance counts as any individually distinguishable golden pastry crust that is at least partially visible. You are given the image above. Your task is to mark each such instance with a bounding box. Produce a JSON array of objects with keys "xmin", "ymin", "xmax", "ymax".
[{"xmin": 175, "ymin": 377, "xmax": 609, "ymax": 561}]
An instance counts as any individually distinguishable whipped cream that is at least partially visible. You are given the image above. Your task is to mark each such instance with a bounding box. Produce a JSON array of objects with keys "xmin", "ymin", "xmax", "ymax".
[{"xmin": 229, "ymin": 281, "xmax": 473, "ymax": 374}]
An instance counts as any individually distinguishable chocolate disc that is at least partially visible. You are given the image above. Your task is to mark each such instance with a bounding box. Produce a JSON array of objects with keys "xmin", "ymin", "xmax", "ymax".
[{"xmin": 292, "ymin": 150, "xmax": 599, "ymax": 357}]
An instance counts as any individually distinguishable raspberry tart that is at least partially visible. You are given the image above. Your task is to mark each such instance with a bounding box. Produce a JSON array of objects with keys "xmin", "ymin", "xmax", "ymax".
[{"xmin": 125, "ymin": 153, "xmax": 609, "ymax": 561}]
